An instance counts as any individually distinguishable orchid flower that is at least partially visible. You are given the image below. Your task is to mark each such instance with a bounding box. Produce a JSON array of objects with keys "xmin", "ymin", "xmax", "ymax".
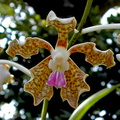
[
  {"xmin": 0, "ymin": 47, "xmax": 13, "ymax": 90},
  {"xmin": 6, "ymin": 11, "xmax": 115, "ymax": 108},
  {"xmin": 0, "ymin": 64, "xmax": 13, "ymax": 90}
]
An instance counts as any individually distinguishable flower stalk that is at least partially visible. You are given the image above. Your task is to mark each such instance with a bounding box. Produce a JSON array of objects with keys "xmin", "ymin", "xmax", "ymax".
[
  {"xmin": 82, "ymin": 24, "xmax": 120, "ymax": 34},
  {"xmin": 41, "ymin": 99, "xmax": 49, "ymax": 120},
  {"xmin": 0, "ymin": 60, "xmax": 31, "ymax": 77},
  {"xmin": 68, "ymin": 0, "xmax": 93, "ymax": 47}
]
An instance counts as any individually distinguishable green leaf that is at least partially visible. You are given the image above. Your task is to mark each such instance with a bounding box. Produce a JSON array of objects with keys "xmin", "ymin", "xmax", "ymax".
[
  {"xmin": 0, "ymin": 3, "xmax": 14, "ymax": 16},
  {"xmin": 69, "ymin": 84, "xmax": 120, "ymax": 120}
]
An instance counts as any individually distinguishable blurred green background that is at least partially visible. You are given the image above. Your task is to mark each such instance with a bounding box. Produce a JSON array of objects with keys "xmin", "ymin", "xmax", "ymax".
[{"xmin": 0, "ymin": 0, "xmax": 120, "ymax": 120}]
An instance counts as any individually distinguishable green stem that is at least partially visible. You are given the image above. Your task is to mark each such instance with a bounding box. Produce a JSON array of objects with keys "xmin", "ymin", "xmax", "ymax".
[
  {"xmin": 0, "ymin": 59, "xmax": 31, "ymax": 77},
  {"xmin": 41, "ymin": 99, "xmax": 49, "ymax": 120},
  {"xmin": 68, "ymin": 0, "xmax": 93, "ymax": 47},
  {"xmin": 81, "ymin": 23, "xmax": 120, "ymax": 34}
]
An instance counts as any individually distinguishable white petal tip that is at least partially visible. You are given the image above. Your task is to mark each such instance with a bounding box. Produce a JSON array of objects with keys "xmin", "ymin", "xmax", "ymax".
[
  {"xmin": 57, "ymin": 17, "xmax": 75, "ymax": 24},
  {"xmin": 47, "ymin": 10, "xmax": 76, "ymax": 24},
  {"xmin": 47, "ymin": 10, "xmax": 57, "ymax": 21},
  {"xmin": 116, "ymin": 54, "xmax": 120, "ymax": 61},
  {"xmin": 117, "ymin": 34, "xmax": 120, "ymax": 44},
  {"xmin": 74, "ymin": 29, "xmax": 79, "ymax": 33}
]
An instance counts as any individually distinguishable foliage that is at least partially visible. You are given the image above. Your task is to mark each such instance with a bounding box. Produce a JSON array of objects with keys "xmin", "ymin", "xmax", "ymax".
[{"xmin": 69, "ymin": 84, "xmax": 120, "ymax": 120}]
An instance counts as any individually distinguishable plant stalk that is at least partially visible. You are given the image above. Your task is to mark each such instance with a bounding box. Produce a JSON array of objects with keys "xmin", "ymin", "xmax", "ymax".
[
  {"xmin": 68, "ymin": 0, "xmax": 93, "ymax": 47},
  {"xmin": 41, "ymin": 99, "xmax": 49, "ymax": 120},
  {"xmin": 81, "ymin": 23, "xmax": 120, "ymax": 34},
  {"xmin": 0, "ymin": 59, "xmax": 31, "ymax": 77}
]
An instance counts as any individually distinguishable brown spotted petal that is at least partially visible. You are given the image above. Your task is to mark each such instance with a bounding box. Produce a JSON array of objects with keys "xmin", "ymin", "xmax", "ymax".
[
  {"xmin": 60, "ymin": 58, "xmax": 89, "ymax": 108},
  {"xmin": 46, "ymin": 11, "xmax": 77, "ymax": 49},
  {"xmin": 68, "ymin": 42, "xmax": 115, "ymax": 68},
  {"xmin": 24, "ymin": 56, "xmax": 53, "ymax": 106},
  {"xmin": 6, "ymin": 37, "xmax": 54, "ymax": 58}
]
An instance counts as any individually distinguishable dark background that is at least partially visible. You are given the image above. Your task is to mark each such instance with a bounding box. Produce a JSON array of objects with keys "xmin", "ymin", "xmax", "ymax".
[{"xmin": 0, "ymin": 0, "xmax": 120, "ymax": 119}]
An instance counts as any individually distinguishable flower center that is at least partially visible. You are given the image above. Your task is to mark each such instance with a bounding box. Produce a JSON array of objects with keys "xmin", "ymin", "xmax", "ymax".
[
  {"xmin": 48, "ymin": 52, "xmax": 69, "ymax": 72},
  {"xmin": 47, "ymin": 48, "xmax": 69, "ymax": 87}
]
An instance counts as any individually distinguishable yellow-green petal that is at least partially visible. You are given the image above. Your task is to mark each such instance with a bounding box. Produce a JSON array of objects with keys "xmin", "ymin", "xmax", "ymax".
[
  {"xmin": 6, "ymin": 37, "xmax": 54, "ymax": 58},
  {"xmin": 68, "ymin": 42, "xmax": 115, "ymax": 68},
  {"xmin": 60, "ymin": 58, "xmax": 89, "ymax": 108},
  {"xmin": 24, "ymin": 56, "xmax": 53, "ymax": 106}
]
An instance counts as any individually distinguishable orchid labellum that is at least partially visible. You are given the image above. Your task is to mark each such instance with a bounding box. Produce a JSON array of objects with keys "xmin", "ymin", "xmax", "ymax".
[{"xmin": 6, "ymin": 11, "xmax": 115, "ymax": 108}]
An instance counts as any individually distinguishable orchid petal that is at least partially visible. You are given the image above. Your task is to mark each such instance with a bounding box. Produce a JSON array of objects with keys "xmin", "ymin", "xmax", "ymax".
[
  {"xmin": 24, "ymin": 56, "xmax": 53, "ymax": 106},
  {"xmin": 0, "ymin": 64, "xmax": 13, "ymax": 90},
  {"xmin": 6, "ymin": 37, "xmax": 54, "ymax": 58},
  {"xmin": 61, "ymin": 58, "xmax": 89, "ymax": 108},
  {"xmin": 68, "ymin": 42, "xmax": 115, "ymax": 68},
  {"xmin": 116, "ymin": 54, "xmax": 120, "ymax": 62},
  {"xmin": 117, "ymin": 34, "xmax": 120, "ymax": 44},
  {"xmin": 46, "ymin": 11, "xmax": 77, "ymax": 49}
]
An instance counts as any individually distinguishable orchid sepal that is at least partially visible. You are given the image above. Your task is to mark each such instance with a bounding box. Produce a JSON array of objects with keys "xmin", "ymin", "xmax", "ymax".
[
  {"xmin": 24, "ymin": 56, "xmax": 53, "ymax": 106},
  {"xmin": 6, "ymin": 37, "xmax": 54, "ymax": 59},
  {"xmin": 46, "ymin": 10, "xmax": 77, "ymax": 49},
  {"xmin": 61, "ymin": 58, "xmax": 89, "ymax": 108},
  {"xmin": 68, "ymin": 42, "xmax": 115, "ymax": 68},
  {"xmin": 116, "ymin": 54, "xmax": 120, "ymax": 62}
]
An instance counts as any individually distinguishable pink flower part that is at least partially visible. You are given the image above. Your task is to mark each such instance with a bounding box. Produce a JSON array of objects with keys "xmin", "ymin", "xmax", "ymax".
[{"xmin": 47, "ymin": 71, "xmax": 66, "ymax": 87}]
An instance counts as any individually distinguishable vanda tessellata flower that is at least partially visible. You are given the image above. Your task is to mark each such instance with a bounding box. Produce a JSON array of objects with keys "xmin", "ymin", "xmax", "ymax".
[{"xmin": 6, "ymin": 11, "xmax": 115, "ymax": 108}]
